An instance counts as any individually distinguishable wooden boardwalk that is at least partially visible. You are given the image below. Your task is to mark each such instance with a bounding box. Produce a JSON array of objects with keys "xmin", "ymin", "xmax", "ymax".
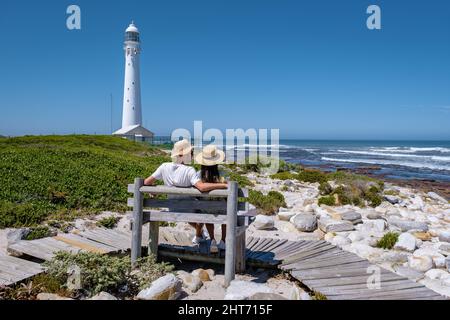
[
  {"xmin": 3, "ymin": 229, "xmax": 447, "ymax": 300},
  {"xmin": 246, "ymin": 237, "xmax": 446, "ymax": 300},
  {"xmin": 0, "ymin": 255, "xmax": 43, "ymax": 286}
]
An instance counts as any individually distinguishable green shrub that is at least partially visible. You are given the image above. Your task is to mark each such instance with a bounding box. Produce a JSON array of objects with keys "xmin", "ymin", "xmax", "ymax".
[
  {"xmin": 96, "ymin": 216, "xmax": 120, "ymax": 229},
  {"xmin": 376, "ymin": 232, "xmax": 399, "ymax": 249},
  {"xmin": 25, "ymin": 226, "xmax": 52, "ymax": 240},
  {"xmin": 296, "ymin": 170, "xmax": 327, "ymax": 183},
  {"xmin": 318, "ymin": 195, "xmax": 336, "ymax": 206},
  {"xmin": 384, "ymin": 189, "xmax": 399, "ymax": 196},
  {"xmin": 270, "ymin": 171, "xmax": 297, "ymax": 180},
  {"xmin": 0, "ymin": 135, "xmax": 169, "ymax": 227},
  {"xmin": 44, "ymin": 252, "xmax": 130, "ymax": 296},
  {"xmin": 225, "ymin": 172, "xmax": 254, "ymax": 188},
  {"xmin": 248, "ymin": 189, "xmax": 286, "ymax": 215},
  {"xmin": 318, "ymin": 182, "xmax": 333, "ymax": 195}
]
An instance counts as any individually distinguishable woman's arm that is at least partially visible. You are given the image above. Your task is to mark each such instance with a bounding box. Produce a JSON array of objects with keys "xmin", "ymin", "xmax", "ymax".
[
  {"xmin": 194, "ymin": 181, "xmax": 228, "ymax": 193},
  {"xmin": 144, "ymin": 176, "xmax": 157, "ymax": 186}
]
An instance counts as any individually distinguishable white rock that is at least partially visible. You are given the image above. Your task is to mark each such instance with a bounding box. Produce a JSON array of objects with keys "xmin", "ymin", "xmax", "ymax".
[
  {"xmin": 387, "ymin": 218, "xmax": 429, "ymax": 232},
  {"xmin": 254, "ymin": 215, "xmax": 275, "ymax": 230},
  {"xmin": 137, "ymin": 274, "xmax": 182, "ymax": 300},
  {"xmin": 290, "ymin": 214, "xmax": 317, "ymax": 232},
  {"xmin": 177, "ymin": 272, "xmax": 203, "ymax": 292},
  {"xmin": 425, "ymin": 269, "xmax": 450, "ymax": 281},
  {"xmin": 318, "ymin": 218, "xmax": 354, "ymax": 233},
  {"xmin": 331, "ymin": 235, "xmax": 351, "ymax": 247},
  {"xmin": 384, "ymin": 195, "xmax": 400, "ymax": 204},
  {"xmin": 394, "ymin": 233, "xmax": 417, "ymax": 252},
  {"xmin": 225, "ymin": 280, "xmax": 274, "ymax": 300},
  {"xmin": 278, "ymin": 211, "xmax": 296, "ymax": 221},
  {"xmin": 37, "ymin": 293, "xmax": 73, "ymax": 300},
  {"xmin": 408, "ymin": 255, "xmax": 433, "ymax": 272},
  {"xmin": 348, "ymin": 231, "xmax": 364, "ymax": 243},
  {"xmin": 438, "ymin": 231, "xmax": 450, "ymax": 243},
  {"xmin": 89, "ymin": 292, "xmax": 117, "ymax": 300},
  {"xmin": 427, "ymin": 192, "xmax": 448, "ymax": 204},
  {"xmin": 340, "ymin": 211, "xmax": 362, "ymax": 224}
]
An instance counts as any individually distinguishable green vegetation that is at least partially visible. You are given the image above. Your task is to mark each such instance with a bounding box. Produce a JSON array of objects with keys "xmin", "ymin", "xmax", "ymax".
[
  {"xmin": 0, "ymin": 135, "xmax": 169, "ymax": 228},
  {"xmin": 224, "ymin": 171, "xmax": 254, "ymax": 188},
  {"xmin": 248, "ymin": 189, "xmax": 286, "ymax": 215},
  {"xmin": 43, "ymin": 252, "xmax": 173, "ymax": 297},
  {"xmin": 25, "ymin": 226, "xmax": 52, "ymax": 240},
  {"xmin": 270, "ymin": 171, "xmax": 297, "ymax": 181},
  {"xmin": 376, "ymin": 232, "xmax": 399, "ymax": 249},
  {"xmin": 96, "ymin": 216, "xmax": 120, "ymax": 229},
  {"xmin": 384, "ymin": 189, "xmax": 399, "ymax": 196},
  {"xmin": 318, "ymin": 195, "xmax": 336, "ymax": 206},
  {"xmin": 312, "ymin": 291, "xmax": 328, "ymax": 300},
  {"xmin": 296, "ymin": 169, "xmax": 328, "ymax": 184}
]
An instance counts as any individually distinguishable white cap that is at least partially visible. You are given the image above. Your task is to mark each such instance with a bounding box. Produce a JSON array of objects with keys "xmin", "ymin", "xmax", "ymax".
[{"xmin": 126, "ymin": 21, "xmax": 139, "ymax": 33}]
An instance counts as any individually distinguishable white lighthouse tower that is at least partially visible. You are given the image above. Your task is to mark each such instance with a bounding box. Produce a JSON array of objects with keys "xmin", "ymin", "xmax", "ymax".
[{"xmin": 113, "ymin": 21, "xmax": 154, "ymax": 142}]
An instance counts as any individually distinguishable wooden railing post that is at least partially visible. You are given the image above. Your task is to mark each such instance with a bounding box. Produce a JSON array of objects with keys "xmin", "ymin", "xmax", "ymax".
[
  {"xmin": 131, "ymin": 178, "xmax": 144, "ymax": 267},
  {"xmin": 224, "ymin": 181, "xmax": 238, "ymax": 287}
]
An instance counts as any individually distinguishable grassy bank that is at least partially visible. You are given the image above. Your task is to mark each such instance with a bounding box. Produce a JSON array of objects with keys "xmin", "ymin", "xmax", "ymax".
[{"xmin": 0, "ymin": 135, "xmax": 169, "ymax": 228}]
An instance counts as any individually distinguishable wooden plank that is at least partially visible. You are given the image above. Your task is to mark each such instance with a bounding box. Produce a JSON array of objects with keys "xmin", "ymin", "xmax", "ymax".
[
  {"xmin": 283, "ymin": 255, "xmax": 368, "ymax": 271},
  {"xmin": 148, "ymin": 221, "xmax": 159, "ymax": 257},
  {"xmin": 54, "ymin": 234, "xmax": 118, "ymax": 254},
  {"xmin": 224, "ymin": 181, "xmax": 238, "ymax": 287},
  {"xmin": 303, "ymin": 273, "xmax": 403, "ymax": 287},
  {"xmin": 127, "ymin": 198, "xmax": 247, "ymax": 212},
  {"xmin": 140, "ymin": 185, "xmax": 229, "ymax": 198},
  {"xmin": 79, "ymin": 230, "xmax": 130, "ymax": 250},
  {"xmin": 280, "ymin": 244, "xmax": 338, "ymax": 265},
  {"xmin": 8, "ymin": 241, "xmax": 55, "ymax": 261},
  {"xmin": 131, "ymin": 178, "xmax": 144, "ymax": 266},
  {"xmin": 143, "ymin": 211, "xmax": 228, "ymax": 225}
]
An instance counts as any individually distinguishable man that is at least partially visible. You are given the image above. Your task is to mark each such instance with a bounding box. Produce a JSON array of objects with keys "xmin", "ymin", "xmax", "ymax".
[{"xmin": 144, "ymin": 139, "xmax": 227, "ymax": 245}]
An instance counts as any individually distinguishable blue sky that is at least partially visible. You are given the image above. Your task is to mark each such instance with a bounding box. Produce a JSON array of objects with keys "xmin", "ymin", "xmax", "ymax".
[{"xmin": 1, "ymin": 0, "xmax": 449, "ymax": 139}]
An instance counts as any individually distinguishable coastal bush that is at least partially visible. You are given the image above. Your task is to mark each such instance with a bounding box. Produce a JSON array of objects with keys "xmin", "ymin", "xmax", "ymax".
[
  {"xmin": 248, "ymin": 189, "xmax": 286, "ymax": 215},
  {"xmin": 25, "ymin": 226, "xmax": 52, "ymax": 240},
  {"xmin": 44, "ymin": 252, "xmax": 131, "ymax": 296},
  {"xmin": 225, "ymin": 171, "xmax": 254, "ymax": 188},
  {"xmin": 44, "ymin": 252, "xmax": 173, "ymax": 297},
  {"xmin": 270, "ymin": 171, "xmax": 297, "ymax": 181},
  {"xmin": 376, "ymin": 232, "xmax": 399, "ymax": 249},
  {"xmin": 296, "ymin": 169, "xmax": 327, "ymax": 184},
  {"xmin": 318, "ymin": 182, "xmax": 333, "ymax": 195},
  {"xmin": 318, "ymin": 195, "xmax": 336, "ymax": 206},
  {"xmin": 0, "ymin": 135, "xmax": 169, "ymax": 227},
  {"xmin": 96, "ymin": 216, "xmax": 120, "ymax": 229}
]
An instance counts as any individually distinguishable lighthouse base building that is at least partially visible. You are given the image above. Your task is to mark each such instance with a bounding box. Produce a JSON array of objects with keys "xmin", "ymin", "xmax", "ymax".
[{"xmin": 113, "ymin": 21, "xmax": 154, "ymax": 143}]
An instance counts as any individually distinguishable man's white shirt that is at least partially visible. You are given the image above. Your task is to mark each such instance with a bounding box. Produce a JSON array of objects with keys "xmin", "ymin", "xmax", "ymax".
[{"xmin": 151, "ymin": 163, "xmax": 200, "ymax": 187}]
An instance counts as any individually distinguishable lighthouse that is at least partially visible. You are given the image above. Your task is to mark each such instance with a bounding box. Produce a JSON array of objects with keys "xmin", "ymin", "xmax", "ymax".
[{"xmin": 113, "ymin": 21, "xmax": 154, "ymax": 142}]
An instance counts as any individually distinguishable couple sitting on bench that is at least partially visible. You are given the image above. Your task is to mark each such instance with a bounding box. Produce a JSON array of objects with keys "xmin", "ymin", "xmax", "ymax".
[{"xmin": 144, "ymin": 139, "xmax": 228, "ymax": 254}]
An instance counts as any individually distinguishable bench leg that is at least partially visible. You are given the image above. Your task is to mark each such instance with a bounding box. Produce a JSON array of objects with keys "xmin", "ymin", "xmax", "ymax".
[
  {"xmin": 235, "ymin": 228, "xmax": 246, "ymax": 273},
  {"xmin": 148, "ymin": 221, "xmax": 159, "ymax": 258},
  {"xmin": 131, "ymin": 178, "xmax": 144, "ymax": 267}
]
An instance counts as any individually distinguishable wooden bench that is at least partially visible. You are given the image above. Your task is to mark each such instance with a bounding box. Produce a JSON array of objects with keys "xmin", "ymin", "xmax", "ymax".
[{"xmin": 127, "ymin": 179, "xmax": 250, "ymax": 287}]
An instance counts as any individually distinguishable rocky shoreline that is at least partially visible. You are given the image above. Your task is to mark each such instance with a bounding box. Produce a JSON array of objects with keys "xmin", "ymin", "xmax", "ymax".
[{"xmin": 246, "ymin": 171, "xmax": 450, "ymax": 297}]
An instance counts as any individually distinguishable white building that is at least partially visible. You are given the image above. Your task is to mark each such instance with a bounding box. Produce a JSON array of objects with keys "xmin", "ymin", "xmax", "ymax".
[{"xmin": 113, "ymin": 22, "xmax": 154, "ymax": 142}]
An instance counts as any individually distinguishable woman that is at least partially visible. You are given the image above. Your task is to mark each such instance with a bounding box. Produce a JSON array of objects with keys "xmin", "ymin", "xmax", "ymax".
[{"xmin": 194, "ymin": 145, "xmax": 227, "ymax": 254}]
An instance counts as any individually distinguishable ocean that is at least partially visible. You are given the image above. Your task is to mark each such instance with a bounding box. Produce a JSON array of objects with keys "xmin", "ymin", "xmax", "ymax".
[{"xmin": 274, "ymin": 140, "xmax": 450, "ymax": 183}]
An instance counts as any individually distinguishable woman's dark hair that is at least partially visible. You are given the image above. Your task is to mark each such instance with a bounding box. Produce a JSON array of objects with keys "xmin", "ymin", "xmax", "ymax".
[{"xmin": 201, "ymin": 165, "xmax": 220, "ymax": 183}]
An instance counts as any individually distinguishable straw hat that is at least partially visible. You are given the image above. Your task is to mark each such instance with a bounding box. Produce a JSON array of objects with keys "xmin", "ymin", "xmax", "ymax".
[
  {"xmin": 195, "ymin": 145, "xmax": 225, "ymax": 166},
  {"xmin": 171, "ymin": 139, "xmax": 193, "ymax": 158}
]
